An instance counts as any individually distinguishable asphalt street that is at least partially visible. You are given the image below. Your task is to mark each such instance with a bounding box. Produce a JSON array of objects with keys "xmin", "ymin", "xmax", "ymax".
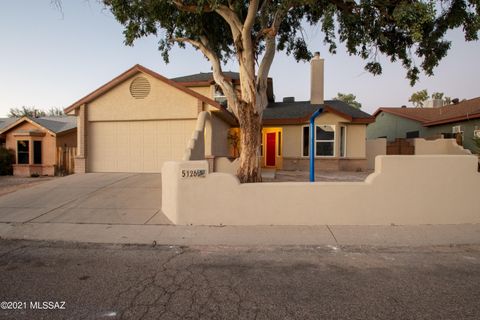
[{"xmin": 0, "ymin": 240, "xmax": 479, "ymax": 320}]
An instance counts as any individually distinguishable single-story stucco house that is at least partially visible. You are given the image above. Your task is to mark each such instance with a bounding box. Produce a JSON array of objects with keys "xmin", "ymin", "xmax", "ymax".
[
  {"xmin": 367, "ymin": 97, "xmax": 480, "ymax": 153},
  {"xmin": 65, "ymin": 53, "xmax": 374, "ymax": 173},
  {"xmin": 0, "ymin": 116, "xmax": 77, "ymax": 176}
]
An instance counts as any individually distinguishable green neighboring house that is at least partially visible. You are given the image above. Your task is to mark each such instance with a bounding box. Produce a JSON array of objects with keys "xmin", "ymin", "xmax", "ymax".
[{"xmin": 367, "ymin": 97, "xmax": 480, "ymax": 153}]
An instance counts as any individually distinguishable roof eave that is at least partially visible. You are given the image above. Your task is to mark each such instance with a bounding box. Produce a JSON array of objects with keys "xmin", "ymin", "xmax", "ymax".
[
  {"xmin": 423, "ymin": 112, "xmax": 480, "ymax": 126},
  {"xmin": 64, "ymin": 64, "xmax": 225, "ymax": 114}
]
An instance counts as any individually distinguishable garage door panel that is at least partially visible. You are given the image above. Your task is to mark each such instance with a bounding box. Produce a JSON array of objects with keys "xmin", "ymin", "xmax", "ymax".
[{"xmin": 88, "ymin": 120, "xmax": 195, "ymax": 172}]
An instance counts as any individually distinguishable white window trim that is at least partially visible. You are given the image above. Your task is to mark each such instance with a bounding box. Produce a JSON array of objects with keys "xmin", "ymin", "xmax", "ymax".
[
  {"xmin": 340, "ymin": 125, "xmax": 347, "ymax": 158},
  {"xmin": 213, "ymin": 84, "xmax": 226, "ymax": 100},
  {"xmin": 474, "ymin": 129, "xmax": 480, "ymax": 139},
  {"xmin": 301, "ymin": 124, "xmax": 336, "ymax": 158}
]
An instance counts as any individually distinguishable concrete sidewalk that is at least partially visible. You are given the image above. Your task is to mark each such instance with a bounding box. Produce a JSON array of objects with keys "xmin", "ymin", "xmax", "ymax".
[{"xmin": 1, "ymin": 222, "xmax": 479, "ymax": 247}]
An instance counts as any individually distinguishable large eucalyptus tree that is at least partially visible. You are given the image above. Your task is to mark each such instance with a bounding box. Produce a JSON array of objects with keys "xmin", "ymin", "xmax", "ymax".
[{"xmin": 103, "ymin": 0, "xmax": 479, "ymax": 182}]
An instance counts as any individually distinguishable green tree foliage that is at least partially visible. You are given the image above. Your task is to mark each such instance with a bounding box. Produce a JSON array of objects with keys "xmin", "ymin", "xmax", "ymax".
[
  {"xmin": 333, "ymin": 92, "xmax": 362, "ymax": 109},
  {"xmin": 8, "ymin": 106, "xmax": 46, "ymax": 118},
  {"xmin": 409, "ymin": 89, "xmax": 429, "ymax": 107},
  {"xmin": 0, "ymin": 148, "xmax": 15, "ymax": 175},
  {"xmin": 103, "ymin": 0, "xmax": 480, "ymax": 181}
]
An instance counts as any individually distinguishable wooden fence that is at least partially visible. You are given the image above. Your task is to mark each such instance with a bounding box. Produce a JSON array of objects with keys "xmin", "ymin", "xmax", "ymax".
[
  {"xmin": 386, "ymin": 138, "xmax": 415, "ymax": 155},
  {"xmin": 56, "ymin": 146, "xmax": 76, "ymax": 175}
]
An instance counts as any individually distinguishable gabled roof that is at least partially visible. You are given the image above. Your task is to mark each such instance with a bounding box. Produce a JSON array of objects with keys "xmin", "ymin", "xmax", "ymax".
[
  {"xmin": 0, "ymin": 116, "xmax": 77, "ymax": 135},
  {"xmin": 373, "ymin": 97, "xmax": 480, "ymax": 127},
  {"xmin": 64, "ymin": 64, "xmax": 224, "ymax": 114},
  {"xmin": 0, "ymin": 118, "xmax": 18, "ymax": 131},
  {"xmin": 263, "ymin": 100, "xmax": 374, "ymax": 125}
]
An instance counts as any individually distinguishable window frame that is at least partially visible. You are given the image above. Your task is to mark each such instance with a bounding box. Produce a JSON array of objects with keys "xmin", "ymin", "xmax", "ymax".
[
  {"xmin": 302, "ymin": 124, "xmax": 336, "ymax": 158},
  {"xmin": 339, "ymin": 125, "xmax": 347, "ymax": 158},
  {"xmin": 17, "ymin": 140, "xmax": 30, "ymax": 165},
  {"xmin": 33, "ymin": 140, "xmax": 42, "ymax": 165}
]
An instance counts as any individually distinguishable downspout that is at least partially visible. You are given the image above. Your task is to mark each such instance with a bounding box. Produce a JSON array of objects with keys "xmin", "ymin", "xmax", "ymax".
[{"xmin": 310, "ymin": 108, "xmax": 323, "ymax": 182}]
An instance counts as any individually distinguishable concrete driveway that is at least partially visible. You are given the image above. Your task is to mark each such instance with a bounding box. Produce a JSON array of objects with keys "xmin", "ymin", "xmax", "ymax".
[{"xmin": 0, "ymin": 173, "xmax": 171, "ymax": 225}]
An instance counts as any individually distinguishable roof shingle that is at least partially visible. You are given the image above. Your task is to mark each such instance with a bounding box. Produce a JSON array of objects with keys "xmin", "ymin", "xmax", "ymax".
[
  {"xmin": 263, "ymin": 100, "xmax": 373, "ymax": 123},
  {"xmin": 373, "ymin": 97, "xmax": 480, "ymax": 126}
]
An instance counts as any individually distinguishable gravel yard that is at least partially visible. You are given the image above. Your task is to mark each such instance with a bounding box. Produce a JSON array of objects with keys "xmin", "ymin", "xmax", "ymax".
[
  {"xmin": 0, "ymin": 176, "xmax": 57, "ymax": 197},
  {"xmin": 263, "ymin": 170, "xmax": 372, "ymax": 182}
]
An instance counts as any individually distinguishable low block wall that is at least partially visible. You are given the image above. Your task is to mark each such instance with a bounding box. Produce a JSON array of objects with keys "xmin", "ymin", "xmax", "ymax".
[
  {"xmin": 366, "ymin": 139, "xmax": 387, "ymax": 170},
  {"xmin": 162, "ymin": 155, "xmax": 480, "ymax": 226},
  {"xmin": 413, "ymin": 138, "xmax": 471, "ymax": 155}
]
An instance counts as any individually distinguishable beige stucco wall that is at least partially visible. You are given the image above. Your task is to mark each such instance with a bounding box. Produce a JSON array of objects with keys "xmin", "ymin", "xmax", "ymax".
[
  {"xmin": 187, "ymin": 86, "xmax": 212, "ymax": 99},
  {"xmin": 208, "ymin": 113, "xmax": 230, "ymax": 157},
  {"xmin": 267, "ymin": 111, "xmax": 367, "ymax": 160},
  {"xmin": 162, "ymin": 155, "xmax": 480, "ymax": 225},
  {"xmin": 413, "ymin": 138, "xmax": 471, "ymax": 155},
  {"xmin": 88, "ymin": 72, "xmax": 199, "ymax": 121},
  {"xmin": 5, "ymin": 122, "xmax": 57, "ymax": 167},
  {"xmin": 366, "ymin": 138, "xmax": 387, "ymax": 170},
  {"xmin": 345, "ymin": 124, "xmax": 366, "ymax": 158}
]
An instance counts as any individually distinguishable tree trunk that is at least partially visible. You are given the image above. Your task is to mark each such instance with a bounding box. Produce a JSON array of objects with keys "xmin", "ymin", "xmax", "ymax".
[{"xmin": 237, "ymin": 102, "xmax": 262, "ymax": 183}]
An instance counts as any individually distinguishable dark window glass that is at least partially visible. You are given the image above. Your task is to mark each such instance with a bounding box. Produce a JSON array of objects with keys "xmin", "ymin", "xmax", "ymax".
[
  {"xmin": 340, "ymin": 126, "xmax": 346, "ymax": 157},
  {"xmin": 406, "ymin": 131, "xmax": 419, "ymax": 139},
  {"xmin": 17, "ymin": 140, "xmax": 29, "ymax": 164},
  {"xmin": 316, "ymin": 126, "xmax": 334, "ymax": 140},
  {"xmin": 34, "ymin": 141, "xmax": 42, "ymax": 164},
  {"xmin": 316, "ymin": 142, "xmax": 334, "ymax": 156},
  {"xmin": 278, "ymin": 132, "xmax": 282, "ymax": 156},
  {"xmin": 303, "ymin": 126, "xmax": 309, "ymax": 156}
]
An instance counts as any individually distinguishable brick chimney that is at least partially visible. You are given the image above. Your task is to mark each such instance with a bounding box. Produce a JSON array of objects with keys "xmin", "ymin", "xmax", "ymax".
[{"xmin": 310, "ymin": 52, "xmax": 324, "ymax": 105}]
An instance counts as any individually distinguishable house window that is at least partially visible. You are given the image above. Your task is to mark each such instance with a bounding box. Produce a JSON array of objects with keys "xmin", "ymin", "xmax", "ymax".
[
  {"xmin": 214, "ymin": 85, "xmax": 227, "ymax": 107},
  {"xmin": 302, "ymin": 126, "xmax": 309, "ymax": 157},
  {"xmin": 316, "ymin": 125, "xmax": 335, "ymax": 157},
  {"xmin": 406, "ymin": 131, "xmax": 419, "ymax": 139},
  {"xmin": 340, "ymin": 126, "xmax": 346, "ymax": 157},
  {"xmin": 278, "ymin": 132, "xmax": 282, "ymax": 156},
  {"xmin": 33, "ymin": 141, "xmax": 42, "ymax": 164},
  {"xmin": 302, "ymin": 125, "xmax": 335, "ymax": 157},
  {"xmin": 17, "ymin": 140, "xmax": 29, "ymax": 164}
]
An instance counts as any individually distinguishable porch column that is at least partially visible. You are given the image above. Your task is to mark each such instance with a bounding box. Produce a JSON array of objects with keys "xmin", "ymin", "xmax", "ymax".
[{"xmin": 74, "ymin": 104, "xmax": 87, "ymax": 173}]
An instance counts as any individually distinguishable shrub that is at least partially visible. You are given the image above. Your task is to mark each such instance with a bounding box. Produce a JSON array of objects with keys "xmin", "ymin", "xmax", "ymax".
[
  {"xmin": 30, "ymin": 172, "xmax": 40, "ymax": 178},
  {"xmin": 0, "ymin": 147, "xmax": 15, "ymax": 175}
]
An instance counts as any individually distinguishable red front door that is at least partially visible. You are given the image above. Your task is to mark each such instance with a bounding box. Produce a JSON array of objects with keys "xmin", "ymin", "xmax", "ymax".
[{"xmin": 266, "ymin": 132, "xmax": 276, "ymax": 167}]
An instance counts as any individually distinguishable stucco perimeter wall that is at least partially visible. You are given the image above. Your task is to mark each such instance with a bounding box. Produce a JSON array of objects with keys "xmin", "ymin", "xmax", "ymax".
[
  {"xmin": 413, "ymin": 138, "xmax": 471, "ymax": 155},
  {"xmin": 162, "ymin": 155, "xmax": 480, "ymax": 225},
  {"xmin": 366, "ymin": 139, "xmax": 387, "ymax": 170}
]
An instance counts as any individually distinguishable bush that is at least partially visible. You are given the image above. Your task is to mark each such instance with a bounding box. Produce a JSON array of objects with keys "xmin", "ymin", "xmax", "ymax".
[{"xmin": 0, "ymin": 147, "xmax": 15, "ymax": 175}]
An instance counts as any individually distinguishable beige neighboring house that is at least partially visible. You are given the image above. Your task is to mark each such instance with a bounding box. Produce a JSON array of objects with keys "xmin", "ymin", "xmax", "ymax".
[
  {"xmin": 64, "ymin": 65, "xmax": 235, "ymax": 173},
  {"xmin": 0, "ymin": 116, "xmax": 77, "ymax": 176},
  {"xmin": 66, "ymin": 54, "xmax": 373, "ymax": 174}
]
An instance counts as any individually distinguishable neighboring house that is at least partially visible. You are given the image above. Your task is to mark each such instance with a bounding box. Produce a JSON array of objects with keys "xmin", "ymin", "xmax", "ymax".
[
  {"xmin": 367, "ymin": 97, "xmax": 480, "ymax": 153},
  {"xmin": 0, "ymin": 118, "xmax": 18, "ymax": 147},
  {"xmin": 65, "ymin": 53, "xmax": 373, "ymax": 174},
  {"xmin": 174, "ymin": 53, "xmax": 374, "ymax": 171},
  {"xmin": 0, "ymin": 116, "xmax": 77, "ymax": 176}
]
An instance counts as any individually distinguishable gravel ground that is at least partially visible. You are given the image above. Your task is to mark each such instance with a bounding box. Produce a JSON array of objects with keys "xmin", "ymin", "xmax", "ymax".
[
  {"xmin": 263, "ymin": 170, "xmax": 372, "ymax": 182},
  {"xmin": 0, "ymin": 176, "xmax": 56, "ymax": 197}
]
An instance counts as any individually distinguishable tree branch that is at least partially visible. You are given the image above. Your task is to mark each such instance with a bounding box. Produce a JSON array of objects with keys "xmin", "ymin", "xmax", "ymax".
[{"xmin": 170, "ymin": 36, "xmax": 240, "ymax": 117}]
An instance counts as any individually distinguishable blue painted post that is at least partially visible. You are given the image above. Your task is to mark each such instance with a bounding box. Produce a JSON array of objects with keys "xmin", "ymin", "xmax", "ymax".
[{"xmin": 310, "ymin": 108, "xmax": 323, "ymax": 182}]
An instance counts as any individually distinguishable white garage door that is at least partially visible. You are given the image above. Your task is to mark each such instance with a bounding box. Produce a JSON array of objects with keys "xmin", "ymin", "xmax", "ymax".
[{"xmin": 88, "ymin": 120, "xmax": 196, "ymax": 172}]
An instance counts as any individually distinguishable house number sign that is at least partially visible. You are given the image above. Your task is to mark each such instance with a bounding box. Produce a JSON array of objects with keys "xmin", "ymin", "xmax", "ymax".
[{"xmin": 181, "ymin": 169, "xmax": 206, "ymax": 178}]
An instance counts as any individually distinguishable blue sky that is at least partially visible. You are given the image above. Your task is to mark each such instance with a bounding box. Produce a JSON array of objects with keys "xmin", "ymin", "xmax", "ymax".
[{"xmin": 1, "ymin": 0, "xmax": 479, "ymax": 117}]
